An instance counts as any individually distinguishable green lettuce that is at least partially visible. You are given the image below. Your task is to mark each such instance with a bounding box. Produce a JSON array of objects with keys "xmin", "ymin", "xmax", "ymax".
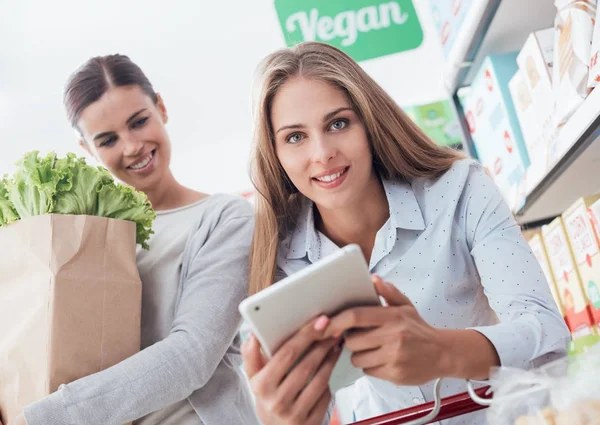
[
  {"xmin": 0, "ymin": 151, "xmax": 156, "ymax": 249},
  {"xmin": 5, "ymin": 151, "xmax": 65, "ymax": 218},
  {"xmin": 96, "ymin": 183, "xmax": 155, "ymax": 250},
  {"xmin": 52, "ymin": 154, "xmax": 114, "ymax": 216},
  {"xmin": 0, "ymin": 177, "xmax": 19, "ymax": 226}
]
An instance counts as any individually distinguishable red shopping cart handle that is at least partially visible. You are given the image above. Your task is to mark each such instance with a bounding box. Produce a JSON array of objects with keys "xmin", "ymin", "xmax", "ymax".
[{"xmin": 351, "ymin": 386, "xmax": 491, "ymax": 425}]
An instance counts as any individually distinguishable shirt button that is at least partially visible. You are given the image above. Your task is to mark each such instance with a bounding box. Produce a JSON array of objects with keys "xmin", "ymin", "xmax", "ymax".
[{"xmin": 413, "ymin": 397, "xmax": 423, "ymax": 404}]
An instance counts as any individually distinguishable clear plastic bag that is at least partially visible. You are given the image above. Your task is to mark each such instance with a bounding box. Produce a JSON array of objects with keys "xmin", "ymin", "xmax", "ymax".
[{"xmin": 485, "ymin": 344, "xmax": 600, "ymax": 425}]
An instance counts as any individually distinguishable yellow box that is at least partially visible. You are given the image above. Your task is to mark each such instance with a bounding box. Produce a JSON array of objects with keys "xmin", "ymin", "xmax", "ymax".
[
  {"xmin": 542, "ymin": 217, "xmax": 594, "ymax": 336},
  {"xmin": 563, "ymin": 195, "xmax": 600, "ymax": 330},
  {"xmin": 527, "ymin": 232, "xmax": 564, "ymax": 317}
]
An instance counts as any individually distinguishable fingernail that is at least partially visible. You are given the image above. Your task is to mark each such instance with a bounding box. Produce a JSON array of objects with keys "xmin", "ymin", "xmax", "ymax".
[
  {"xmin": 314, "ymin": 315, "xmax": 329, "ymax": 331},
  {"xmin": 333, "ymin": 331, "xmax": 343, "ymax": 338}
]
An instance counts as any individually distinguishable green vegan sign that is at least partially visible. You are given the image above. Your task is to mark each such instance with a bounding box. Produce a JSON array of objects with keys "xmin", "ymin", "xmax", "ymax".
[{"xmin": 274, "ymin": 0, "xmax": 424, "ymax": 62}]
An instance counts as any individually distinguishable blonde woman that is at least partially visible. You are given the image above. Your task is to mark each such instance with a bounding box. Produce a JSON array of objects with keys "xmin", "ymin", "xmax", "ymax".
[{"xmin": 241, "ymin": 42, "xmax": 570, "ymax": 425}]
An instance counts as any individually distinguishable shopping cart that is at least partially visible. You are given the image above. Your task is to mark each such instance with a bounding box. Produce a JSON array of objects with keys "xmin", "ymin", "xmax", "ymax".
[{"xmin": 333, "ymin": 379, "xmax": 493, "ymax": 425}]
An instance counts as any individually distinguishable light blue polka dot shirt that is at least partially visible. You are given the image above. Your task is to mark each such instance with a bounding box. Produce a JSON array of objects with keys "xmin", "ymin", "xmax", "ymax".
[{"xmin": 276, "ymin": 159, "xmax": 571, "ymax": 425}]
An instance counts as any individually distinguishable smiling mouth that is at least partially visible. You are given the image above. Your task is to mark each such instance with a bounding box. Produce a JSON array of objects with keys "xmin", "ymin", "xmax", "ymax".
[
  {"xmin": 127, "ymin": 149, "xmax": 155, "ymax": 170},
  {"xmin": 312, "ymin": 167, "xmax": 349, "ymax": 183}
]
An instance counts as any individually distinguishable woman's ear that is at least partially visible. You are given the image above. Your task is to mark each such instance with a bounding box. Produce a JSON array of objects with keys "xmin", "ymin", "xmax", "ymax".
[
  {"xmin": 79, "ymin": 138, "xmax": 95, "ymax": 159},
  {"xmin": 156, "ymin": 93, "xmax": 168, "ymax": 124}
]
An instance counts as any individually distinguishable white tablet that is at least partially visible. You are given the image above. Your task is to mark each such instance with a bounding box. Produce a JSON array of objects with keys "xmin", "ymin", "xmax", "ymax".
[{"xmin": 239, "ymin": 244, "xmax": 381, "ymax": 392}]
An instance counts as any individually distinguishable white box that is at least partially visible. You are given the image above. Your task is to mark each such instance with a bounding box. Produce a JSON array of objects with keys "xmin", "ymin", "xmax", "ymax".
[
  {"xmin": 589, "ymin": 4, "xmax": 600, "ymax": 88},
  {"xmin": 509, "ymin": 71, "xmax": 536, "ymax": 149},
  {"xmin": 553, "ymin": 0, "xmax": 597, "ymax": 125},
  {"xmin": 514, "ymin": 29, "xmax": 558, "ymax": 188},
  {"xmin": 518, "ymin": 27, "xmax": 555, "ymax": 98},
  {"xmin": 459, "ymin": 53, "xmax": 529, "ymax": 210}
]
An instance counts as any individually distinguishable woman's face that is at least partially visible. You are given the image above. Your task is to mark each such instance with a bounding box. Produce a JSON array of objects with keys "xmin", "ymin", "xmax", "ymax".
[
  {"xmin": 270, "ymin": 77, "xmax": 377, "ymax": 212},
  {"xmin": 77, "ymin": 85, "xmax": 171, "ymax": 192}
]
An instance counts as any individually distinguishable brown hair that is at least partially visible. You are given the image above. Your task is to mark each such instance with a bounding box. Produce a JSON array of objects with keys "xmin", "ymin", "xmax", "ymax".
[
  {"xmin": 249, "ymin": 41, "xmax": 465, "ymax": 294},
  {"xmin": 63, "ymin": 54, "xmax": 158, "ymax": 130}
]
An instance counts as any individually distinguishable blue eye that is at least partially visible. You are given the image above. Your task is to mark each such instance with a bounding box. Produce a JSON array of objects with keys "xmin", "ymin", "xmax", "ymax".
[
  {"xmin": 286, "ymin": 133, "xmax": 305, "ymax": 144},
  {"xmin": 100, "ymin": 136, "xmax": 117, "ymax": 147},
  {"xmin": 329, "ymin": 119, "xmax": 348, "ymax": 131},
  {"xmin": 131, "ymin": 117, "xmax": 149, "ymax": 129}
]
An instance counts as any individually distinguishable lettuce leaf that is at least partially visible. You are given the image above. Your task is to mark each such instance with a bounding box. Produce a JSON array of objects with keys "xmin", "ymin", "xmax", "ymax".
[
  {"xmin": 96, "ymin": 183, "xmax": 156, "ymax": 250},
  {"xmin": 5, "ymin": 151, "xmax": 65, "ymax": 217},
  {"xmin": 0, "ymin": 177, "xmax": 19, "ymax": 226},
  {"xmin": 52, "ymin": 154, "xmax": 114, "ymax": 216},
  {"xmin": 1, "ymin": 151, "xmax": 156, "ymax": 249}
]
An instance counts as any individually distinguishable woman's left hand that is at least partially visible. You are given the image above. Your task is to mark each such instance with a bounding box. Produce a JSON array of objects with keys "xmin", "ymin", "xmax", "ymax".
[
  {"xmin": 323, "ymin": 275, "xmax": 452, "ymax": 386},
  {"xmin": 8, "ymin": 413, "xmax": 27, "ymax": 425}
]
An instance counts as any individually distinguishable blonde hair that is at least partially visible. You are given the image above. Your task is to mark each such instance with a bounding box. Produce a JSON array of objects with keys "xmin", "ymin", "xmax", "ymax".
[{"xmin": 249, "ymin": 41, "xmax": 465, "ymax": 294}]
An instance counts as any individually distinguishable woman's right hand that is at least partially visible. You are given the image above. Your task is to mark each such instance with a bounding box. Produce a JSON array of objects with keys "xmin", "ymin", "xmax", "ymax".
[{"xmin": 242, "ymin": 316, "xmax": 342, "ymax": 425}]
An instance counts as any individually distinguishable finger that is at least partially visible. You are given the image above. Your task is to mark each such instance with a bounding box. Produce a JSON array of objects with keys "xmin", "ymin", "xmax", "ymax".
[
  {"xmin": 241, "ymin": 334, "xmax": 265, "ymax": 379},
  {"xmin": 373, "ymin": 275, "xmax": 413, "ymax": 307},
  {"xmin": 344, "ymin": 325, "xmax": 398, "ymax": 352},
  {"xmin": 306, "ymin": 387, "xmax": 333, "ymax": 425},
  {"xmin": 278, "ymin": 338, "xmax": 340, "ymax": 403},
  {"xmin": 262, "ymin": 317, "xmax": 328, "ymax": 387},
  {"xmin": 305, "ymin": 387, "xmax": 333, "ymax": 425},
  {"xmin": 313, "ymin": 315, "xmax": 330, "ymax": 332},
  {"xmin": 323, "ymin": 306, "xmax": 394, "ymax": 338},
  {"xmin": 351, "ymin": 347, "xmax": 386, "ymax": 369},
  {"xmin": 296, "ymin": 342, "xmax": 342, "ymax": 418}
]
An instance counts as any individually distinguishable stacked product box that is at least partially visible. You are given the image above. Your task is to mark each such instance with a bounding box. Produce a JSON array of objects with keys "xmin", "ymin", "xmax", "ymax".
[
  {"xmin": 509, "ymin": 28, "xmax": 558, "ymax": 188},
  {"xmin": 553, "ymin": 0, "xmax": 597, "ymax": 126},
  {"xmin": 527, "ymin": 232, "xmax": 565, "ymax": 318},
  {"xmin": 542, "ymin": 217, "xmax": 595, "ymax": 337},
  {"xmin": 589, "ymin": 3, "xmax": 600, "ymax": 88},
  {"xmin": 459, "ymin": 52, "xmax": 530, "ymax": 211},
  {"xmin": 429, "ymin": 0, "xmax": 474, "ymax": 58},
  {"xmin": 565, "ymin": 197, "xmax": 600, "ymax": 331}
]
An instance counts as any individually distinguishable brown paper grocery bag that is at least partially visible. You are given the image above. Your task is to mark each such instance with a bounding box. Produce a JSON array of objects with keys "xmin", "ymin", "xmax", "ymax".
[{"xmin": 0, "ymin": 214, "xmax": 142, "ymax": 423}]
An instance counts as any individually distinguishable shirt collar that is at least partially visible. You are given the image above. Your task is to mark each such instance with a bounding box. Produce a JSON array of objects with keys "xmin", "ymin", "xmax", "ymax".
[
  {"xmin": 382, "ymin": 178, "xmax": 426, "ymax": 232},
  {"xmin": 285, "ymin": 178, "xmax": 425, "ymax": 260}
]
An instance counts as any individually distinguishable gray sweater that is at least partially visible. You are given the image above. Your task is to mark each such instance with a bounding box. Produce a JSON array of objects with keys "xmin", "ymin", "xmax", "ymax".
[{"xmin": 23, "ymin": 194, "xmax": 261, "ymax": 425}]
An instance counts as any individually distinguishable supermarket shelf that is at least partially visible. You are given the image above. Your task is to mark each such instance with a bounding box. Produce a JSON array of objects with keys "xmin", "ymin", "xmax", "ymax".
[
  {"xmin": 515, "ymin": 87, "xmax": 600, "ymax": 224},
  {"xmin": 445, "ymin": 0, "xmax": 556, "ymax": 92}
]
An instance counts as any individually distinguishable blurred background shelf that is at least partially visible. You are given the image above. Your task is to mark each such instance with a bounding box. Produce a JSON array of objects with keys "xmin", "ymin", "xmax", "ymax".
[
  {"xmin": 444, "ymin": 0, "xmax": 556, "ymax": 92},
  {"xmin": 515, "ymin": 85, "xmax": 600, "ymax": 225},
  {"xmin": 443, "ymin": 0, "xmax": 600, "ymax": 225}
]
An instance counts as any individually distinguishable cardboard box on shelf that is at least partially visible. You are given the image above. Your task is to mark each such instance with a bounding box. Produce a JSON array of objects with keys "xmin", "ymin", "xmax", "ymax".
[
  {"xmin": 528, "ymin": 232, "xmax": 565, "ymax": 317},
  {"xmin": 402, "ymin": 99, "xmax": 464, "ymax": 147},
  {"xmin": 588, "ymin": 198, "xmax": 600, "ymax": 240},
  {"xmin": 509, "ymin": 71, "xmax": 535, "ymax": 144},
  {"xmin": 588, "ymin": 3, "xmax": 600, "ymax": 88},
  {"xmin": 542, "ymin": 217, "xmax": 595, "ymax": 336},
  {"xmin": 514, "ymin": 28, "xmax": 558, "ymax": 184},
  {"xmin": 584, "ymin": 199, "xmax": 600, "ymax": 318},
  {"xmin": 518, "ymin": 28, "xmax": 555, "ymax": 97},
  {"xmin": 562, "ymin": 195, "xmax": 600, "ymax": 331},
  {"xmin": 553, "ymin": 0, "xmax": 597, "ymax": 126},
  {"xmin": 459, "ymin": 52, "xmax": 530, "ymax": 211},
  {"xmin": 429, "ymin": 0, "xmax": 475, "ymax": 59}
]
